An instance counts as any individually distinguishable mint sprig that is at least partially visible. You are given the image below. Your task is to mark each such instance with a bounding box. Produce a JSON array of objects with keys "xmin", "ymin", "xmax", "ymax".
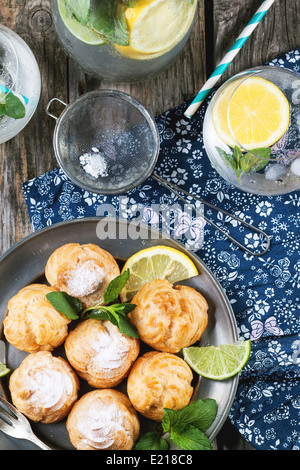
[
  {"xmin": 134, "ymin": 399, "xmax": 217, "ymax": 451},
  {"xmin": 82, "ymin": 269, "xmax": 138, "ymax": 338},
  {"xmin": 46, "ymin": 269, "xmax": 138, "ymax": 338},
  {"xmin": 67, "ymin": 0, "xmax": 130, "ymax": 46},
  {"xmin": 0, "ymin": 92, "xmax": 26, "ymax": 120},
  {"xmin": 216, "ymin": 145, "xmax": 271, "ymax": 183},
  {"xmin": 83, "ymin": 302, "xmax": 138, "ymax": 338}
]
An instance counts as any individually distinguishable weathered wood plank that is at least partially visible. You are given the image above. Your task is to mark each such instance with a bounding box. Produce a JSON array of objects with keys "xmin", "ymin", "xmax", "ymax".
[
  {"xmin": 213, "ymin": 0, "xmax": 300, "ymax": 84},
  {"xmin": 0, "ymin": 0, "xmax": 68, "ymax": 251}
]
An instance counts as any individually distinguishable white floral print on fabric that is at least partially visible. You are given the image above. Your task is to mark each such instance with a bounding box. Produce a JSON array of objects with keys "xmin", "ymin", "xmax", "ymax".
[{"xmin": 22, "ymin": 51, "xmax": 300, "ymax": 450}]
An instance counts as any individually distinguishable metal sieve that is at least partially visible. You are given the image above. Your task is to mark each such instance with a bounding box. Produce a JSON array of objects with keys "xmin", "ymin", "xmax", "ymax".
[
  {"xmin": 46, "ymin": 90, "xmax": 270, "ymax": 256},
  {"xmin": 46, "ymin": 90, "xmax": 159, "ymax": 195}
]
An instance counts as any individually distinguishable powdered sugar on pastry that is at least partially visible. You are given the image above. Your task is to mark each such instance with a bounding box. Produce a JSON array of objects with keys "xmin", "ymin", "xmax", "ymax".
[
  {"xmin": 64, "ymin": 319, "xmax": 140, "ymax": 388},
  {"xmin": 77, "ymin": 402, "xmax": 128, "ymax": 449},
  {"xmin": 26, "ymin": 369, "xmax": 74, "ymax": 411},
  {"xmin": 64, "ymin": 260, "xmax": 105, "ymax": 297},
  {"xmin": 66, "ymin": 389, "xmax": 140, "ymax": 450},
  {"xmin": 9, "ymin": 351, "xmax": 79, "ymax": 424},
  {"xmin": 90, "ymin": 321, "xmax": 130, "ymax": 373},
  {"xmin": 45, "ymin": 243, "xmax": 121, "ymax": 309}
]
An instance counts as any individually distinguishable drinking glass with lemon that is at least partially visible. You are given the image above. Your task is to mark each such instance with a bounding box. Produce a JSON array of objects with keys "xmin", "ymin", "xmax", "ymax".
[
  {"xmin": 203, "ymin": 66, "xmax": 300, "ymax": 195},
  {"xmin": 51, "ymin": 0, "xmax": 198, "ymax": 82}
]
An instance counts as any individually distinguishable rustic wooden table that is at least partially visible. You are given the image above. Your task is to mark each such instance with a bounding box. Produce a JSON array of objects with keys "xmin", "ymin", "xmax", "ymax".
[{"xmin": 0, "ymin": 0, "xmax": 299, "ymax": 451}]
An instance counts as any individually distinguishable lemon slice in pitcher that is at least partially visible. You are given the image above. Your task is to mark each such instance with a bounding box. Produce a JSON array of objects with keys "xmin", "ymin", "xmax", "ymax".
[
  {"xmin": 126, "ymin": 0, "xmax": 196, "ymax": 55},
  {"xmin": 212, "ymin": 76, "xmax": 290, "ymax": 150},
  {"xmin": 120, "ymin": 246, "xmax": 198, "ymax": 302}
]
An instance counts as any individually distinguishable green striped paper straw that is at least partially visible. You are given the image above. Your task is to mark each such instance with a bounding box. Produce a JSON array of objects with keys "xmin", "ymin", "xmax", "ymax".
[{"xmin": 184, "ymin": 0, "xmax": 276, "ymax": 119}]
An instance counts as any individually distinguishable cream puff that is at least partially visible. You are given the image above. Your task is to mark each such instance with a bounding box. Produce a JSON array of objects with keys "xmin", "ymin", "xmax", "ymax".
[
  {"xmin": 3, "ymin": 284, "xmax": 71, "ymax": 353},
  {"xmin": 64, "ymin": 319, "xmax": 140, "ymax": 388},
  {"xmin": 9, "ymin": 351, "xmax": 79, "ymax": 424},
  {"xmin": 66, "ymin": 389, "xmax": 140, "ymax": 450},
  {"xmin": 129, "ymin": 279, "xmax": 208, "ymax": 353},
  {"xmin": 127, "ymin": 351, "xmax": 194, "ymax": 421},
  {"xmin": 45, "ymin": 243, "xmax": 120, "ymax": 308}
]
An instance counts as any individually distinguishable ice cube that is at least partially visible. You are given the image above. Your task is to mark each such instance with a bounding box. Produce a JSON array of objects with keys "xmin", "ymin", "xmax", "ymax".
[
  {"xmin": 264, "ymin": 164, "xmax": 287, "ymax": 181},
  {"xmin": 290, "ymin": 157, "xmax": 300, "ymax": 177}
]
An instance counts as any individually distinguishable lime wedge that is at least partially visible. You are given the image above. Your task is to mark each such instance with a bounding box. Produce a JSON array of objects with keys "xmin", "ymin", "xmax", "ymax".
[
  {"xmin": 58, "ymin": 0, "xmax": 106, "ymax": 45},
  {"xmin": 183, "ymin": 340, "xmax": 251, "ymax": 380},
  {"xmin": 0, "ymin": 362, "xmax": 10, "ymax": 378}
]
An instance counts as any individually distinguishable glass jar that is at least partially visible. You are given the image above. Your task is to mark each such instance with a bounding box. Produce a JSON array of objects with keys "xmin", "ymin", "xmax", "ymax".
[
  {"xmin": 0, "ymin": 25, "xmax": 41, "ymax": 144},
  {"xmin": 203, "ymin": 66, "xmax": 300, "ymax": 196},
  {"xmin": 51, "ymin": 0, "xmax": 198, "ymax": 83}
]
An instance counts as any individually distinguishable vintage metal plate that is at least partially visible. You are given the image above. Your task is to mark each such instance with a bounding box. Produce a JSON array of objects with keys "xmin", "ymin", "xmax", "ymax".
[{"xmin": 0, "ymin": 218, "xmax": 238, "ymax": 450}]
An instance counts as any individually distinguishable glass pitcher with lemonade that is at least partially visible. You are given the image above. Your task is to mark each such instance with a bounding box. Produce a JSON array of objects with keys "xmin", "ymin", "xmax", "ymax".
[{"xmin": 51, "ymin": 0, "xmax": 198, "ymax": 83}]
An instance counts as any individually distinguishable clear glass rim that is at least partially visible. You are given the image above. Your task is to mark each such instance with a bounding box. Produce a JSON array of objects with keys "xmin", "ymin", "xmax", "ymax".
[
  {"xmin": 226, "ymin": 67, "xmax": 297, "ymax": 163},
  {"xmin": 0, "ymin": 26, "xmax": 19, "ymax": 101}
]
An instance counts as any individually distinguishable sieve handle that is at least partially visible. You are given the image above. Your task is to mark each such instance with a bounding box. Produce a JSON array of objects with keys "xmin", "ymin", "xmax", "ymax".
[
  {"xmin": 46, "ymin": 98, "xmax": 67, "ymax": 120},
  {"xmin": 152, "ymin": 173, "xmax": 271, "ymax": 257}
]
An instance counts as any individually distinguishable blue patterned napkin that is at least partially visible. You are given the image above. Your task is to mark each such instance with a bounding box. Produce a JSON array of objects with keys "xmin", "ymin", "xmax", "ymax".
[{"xmin": 22, "ymin": 50, "xmax": 300, "ymax": 450}]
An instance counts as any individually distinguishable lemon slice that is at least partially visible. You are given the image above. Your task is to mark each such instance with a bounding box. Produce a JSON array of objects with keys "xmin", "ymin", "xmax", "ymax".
[
  {"xmin": 212, "ymin": 76, "xmax": 290, "ymax": 150},
  {"xmin": 120, "ymin": 245, "xmax": 198, "ymax": 302},
  {"xmin": 183, "ymin": 341, "xmax": 251, "ymax": 381},
  {"xmin": 126, "ymin": 0, "xmax": 196, "ymax": 55},
  {"xmin": 58, "ymin": 0, "xmax": 106, "ymax": 45}
]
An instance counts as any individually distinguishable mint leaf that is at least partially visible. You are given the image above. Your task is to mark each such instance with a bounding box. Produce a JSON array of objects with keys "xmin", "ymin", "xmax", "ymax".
[
  {"xmin": 46, "ymin": 292, "xmax": 82, "ymax": 320},
  {"xmin": 103, "ymin": 269, "xmax": 130, "ymax": 304},
  {"xmin": 88, "ymin": 1, "xmax": 129, "ymax": 46},
  {"xmin": 241, "ymin": 147, "xmax": 271, "ymax": 174},
  {"xmin": 4, "ymin": 93, "xmax": 26, "ymax": 119},
  {"xmin": 216, "ymin": 147, "xmax": 236, "ymax": 170},
  {"xmin": 0, "ymin": 92, "xmax": 26, "ymax": 120},
  {"xmin": 117, "ymin": 313, "xmax": 139, "ymax": 337},
  {"xmin": 216, "ymin": 145, "xmax": 241, "ymax": 173},
  {"xmin": 169, "ymin": 399, "xmax": 218, "ymax": 432},
  {"xmin": 108, "ymin": 302, "xmax": 136, "ymax": 315},
  {"xmin": 134, "ymin": 432, "xmax": 169, "ymax": 451},
  {"xmin": 66, "ymin": 0, "xmax": 90, "ymax": 24},
  {"xmin": 170, "ymin": 424, "xmax": 213, "ymax": 450},
  {"xmin": 85, "ymin": 309, "xmax": 110, "ymax": 321},
  {"xmin": 162, "ymin": 408, "xmax": 179, "ymax": 433}
]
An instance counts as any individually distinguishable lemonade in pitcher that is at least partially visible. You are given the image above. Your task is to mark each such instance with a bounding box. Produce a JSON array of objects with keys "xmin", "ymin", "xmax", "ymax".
[{"xmin": 51, "ymin": 0, "xmax": 198, "ymax": 82}]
